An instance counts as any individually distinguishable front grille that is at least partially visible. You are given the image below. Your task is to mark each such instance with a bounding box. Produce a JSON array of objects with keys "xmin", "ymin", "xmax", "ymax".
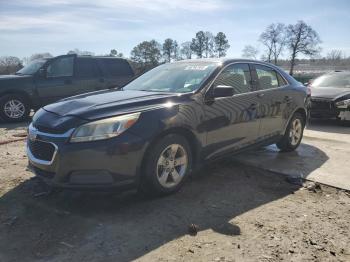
[
  {"xmin": 28, "ymin": 140, "xmax": 56, "ymax": 162},
  {"xmin": 311, "ymin": 100, "xmax": 334, "ymax": 110}
]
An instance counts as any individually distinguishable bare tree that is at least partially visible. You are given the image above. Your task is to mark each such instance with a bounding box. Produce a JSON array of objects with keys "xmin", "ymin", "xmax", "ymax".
[
  {"xmin": 327, "ymin": 49, "xmax": 344, "ymax": 61},
  {"xmin": 286, "ymin": 21, "xmax": 321, "ymax": 75},
  {"xmin": 180, "ymin": 41, "xmax": 193, "ymax": 59},
  {"xmin": 0, "ymin": 56, "xmax": 23, "ymax": 75},
  {"xmin": 242, "ymin": 45, "xmax": 259, "ymax": 60},
  {"xmin": 259, "ymin": 23, "xmax": 286, "ymax": 65},
  {"xmin": 214, "ymin": 32, "xmax": 230, "ymax": 57}
]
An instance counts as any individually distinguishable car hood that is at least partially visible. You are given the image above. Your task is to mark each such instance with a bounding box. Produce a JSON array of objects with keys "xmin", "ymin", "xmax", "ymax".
[
  {"xmin": 43, "ymin": 89, "xmax": 182, "ymax": 120},
  {"xmin": 310, "ymin": 86, "xmax": 350, "ymax": 100}
]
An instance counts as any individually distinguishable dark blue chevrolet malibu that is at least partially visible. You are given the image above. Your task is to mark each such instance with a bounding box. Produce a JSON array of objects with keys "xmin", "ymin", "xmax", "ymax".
[{"xmin": 27, "ymin": 59, "xmax": 308, "ymax": 195}]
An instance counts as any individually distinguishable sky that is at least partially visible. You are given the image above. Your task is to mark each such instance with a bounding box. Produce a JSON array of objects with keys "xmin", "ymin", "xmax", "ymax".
[{"xmin": 0, "ymin": 0, "xmax": 350, "ymax": 60}]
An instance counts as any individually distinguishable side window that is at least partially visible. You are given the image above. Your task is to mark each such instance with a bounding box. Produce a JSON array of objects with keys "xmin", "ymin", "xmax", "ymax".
[
  {"xmin": 75, "ymin": 58, "xmax": 100, "ymax": 78},
  {"xmin": 47, "ymin": 57, "xmax": 74, "ymax": 77},
  {"xmin": 255, "ymin": 65, "xmax": 286, "ymax": 89},
  {"xmin": 98, "ymin": 59, "xmax": 133, "ymax": 77},
  {"xmin": 213, "ymin": 63, "xmax": 252, "ymax": 94}
]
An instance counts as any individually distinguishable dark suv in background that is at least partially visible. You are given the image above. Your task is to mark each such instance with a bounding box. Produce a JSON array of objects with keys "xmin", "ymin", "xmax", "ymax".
[{"xmin": 0, "ymin": 54, "xmax": 135, "ymax": 122}]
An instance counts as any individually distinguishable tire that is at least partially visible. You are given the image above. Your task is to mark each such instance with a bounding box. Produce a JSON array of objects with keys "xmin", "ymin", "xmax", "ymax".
[
  {"xmin": 0, "ymin": 94, "xmax": 30, "ymax": 122},
  {"xmin": 139, "ymin": 134, "xmax": 192, "ymax": 196},
  {"xmin": 276, "ymin": 112, "xmax": 305, "ymax": 152}
]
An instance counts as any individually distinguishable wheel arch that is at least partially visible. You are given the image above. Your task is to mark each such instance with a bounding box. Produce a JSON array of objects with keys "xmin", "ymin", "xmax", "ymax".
[
  {"xmin": 140, "ymin": 127, "xmax": 201, "ymax": 176},
  {"xmin": 0, "ymin": 90, "xmax": 33, "ymax": 108},
  {"xmin": 283, "ymin": 107, "xmax": 307, "ymax": 134}
]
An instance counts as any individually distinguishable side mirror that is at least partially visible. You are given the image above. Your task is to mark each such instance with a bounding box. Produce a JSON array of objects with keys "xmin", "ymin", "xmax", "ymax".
[{"xmin": 212, "ymin": 85, "xmax": 234, "ymax": 98}]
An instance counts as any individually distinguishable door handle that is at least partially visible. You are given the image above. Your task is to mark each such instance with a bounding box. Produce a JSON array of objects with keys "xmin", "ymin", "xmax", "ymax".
[{"xmin": 257, "ymin": 93, "xmax": 265, "ymax": 98}]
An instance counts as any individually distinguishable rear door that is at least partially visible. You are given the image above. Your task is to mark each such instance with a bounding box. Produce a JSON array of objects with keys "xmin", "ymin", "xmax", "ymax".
[
  {"xmin": 250, "ymin": 64, "xmax": 290, "ymax": 137},
  {"xmin": 35, "ymin": 55, "xmax": 76, "ymax": 104},
  {"xmin": 97, "ymin": 58, "xmax": 134, "ymax": 89},
  {"xmin": 202, "ymin": 63, "xmax": 261, "ymax": 159},
  {"xmin": 74, "ymin": 57, "xmax": 106, "ymax": 93}
]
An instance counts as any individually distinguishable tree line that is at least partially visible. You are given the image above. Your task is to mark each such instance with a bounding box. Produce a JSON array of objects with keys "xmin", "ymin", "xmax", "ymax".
[
  {"xmin": 1, "ymin": 23, "xmax": 349, "ymax": 76},
  {"xmin": 0, "ymin": 31, "xmax": 230, "ymax": 75},
  {"xmin": 130, "ymin": 31, "xmax": 230, "ymax": 73}
]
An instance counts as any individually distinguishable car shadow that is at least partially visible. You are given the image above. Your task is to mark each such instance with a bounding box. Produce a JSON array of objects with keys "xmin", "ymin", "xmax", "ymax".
[
  {"xmin": 0, "ymin": 148, "xmax": 328, "ymax": 261},
  {"xmin": 307, "ymin": 118, "xmax": 350, "ymax": 134},
  {"xmin": 0, "ymin": 120, "xmax": 30, "ymax": 130}
]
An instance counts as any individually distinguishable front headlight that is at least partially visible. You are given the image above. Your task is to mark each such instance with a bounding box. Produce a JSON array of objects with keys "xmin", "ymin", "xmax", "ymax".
[
  {"xmin": 335, "ymin": 99, "xmax": 350, "ymax": 108},
  {"xmin": 70, "ymin": 112, "xmax": 140, "ymax": 143}
]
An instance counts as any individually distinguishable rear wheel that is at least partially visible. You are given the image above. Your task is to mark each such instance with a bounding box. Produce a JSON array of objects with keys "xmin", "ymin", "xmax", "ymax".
[
  {"xmin": 276, "ymin": 112, "xmax": 305, "ymax": 152},
  {"xmin": 139, "ymin": 134, "xmax": 192, "ymax": 196},
  {"xmin": 0, "ymin": 94, "xmax": 30, "ymax": 122}
]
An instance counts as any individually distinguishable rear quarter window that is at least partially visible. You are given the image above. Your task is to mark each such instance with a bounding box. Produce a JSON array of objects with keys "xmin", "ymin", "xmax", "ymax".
[
  {"xmin": 97, "ymin": 59, "xmax": 134, "ymax": 77},
  {"xmin": 75, "ymin": 58, "xmax": 100, "ymax": 78}
]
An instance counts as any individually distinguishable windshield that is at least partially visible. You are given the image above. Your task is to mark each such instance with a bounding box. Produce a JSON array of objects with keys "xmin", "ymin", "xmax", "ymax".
[
  {"xmin": 124, "ymin": 62, "xmax": 218, "ymax": 93},
  {"xmin": 16, "ymin": 60, "xmax": 47, "ymax": 75},
  {"xmin": 311, "ymin": 73, "xmax": 350, "ymax": 88}
]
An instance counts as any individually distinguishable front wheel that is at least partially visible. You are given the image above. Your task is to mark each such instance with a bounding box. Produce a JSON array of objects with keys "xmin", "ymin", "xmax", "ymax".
[
  {"xmin": 276, "ymin": 112, "xmax": 305, "ymax": 152},
  {"xmin": 0, "ymin": 94, "xmax": 30, "ymax": 122},
  {"xmin": 139, "ymin": 134, "xmax": 192, "ymax": 196}
]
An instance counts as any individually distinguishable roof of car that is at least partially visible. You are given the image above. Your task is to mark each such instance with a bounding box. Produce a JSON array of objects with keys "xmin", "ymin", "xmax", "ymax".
[
  {"xmin": 76, "ymin": 55, "xmax": 127, "ymax": 60},
  {"xmin": 173, "ymin": 58, "xmax": 273, "ymax": 66}
]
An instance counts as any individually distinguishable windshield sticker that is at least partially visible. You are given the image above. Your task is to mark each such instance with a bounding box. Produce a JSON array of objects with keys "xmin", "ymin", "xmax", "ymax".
[{"xmin": 184, "ymin": 65, "xmax": 209, "ymax": 71}]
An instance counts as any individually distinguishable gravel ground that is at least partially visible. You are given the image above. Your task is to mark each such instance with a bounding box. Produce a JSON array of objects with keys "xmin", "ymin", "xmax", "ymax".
[{"xmin": 0, "ymin": 122, "xmax": 349, "ymax": 262}]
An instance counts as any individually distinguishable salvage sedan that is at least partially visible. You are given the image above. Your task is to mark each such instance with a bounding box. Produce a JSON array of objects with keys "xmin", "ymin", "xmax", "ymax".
[
  {"xmin": 27, "ymin": 59, "xmax": 308, "ymax": 195},
  {"xmin": 309, "ymin": 71, "xmax": 350, "ymax": 121}
]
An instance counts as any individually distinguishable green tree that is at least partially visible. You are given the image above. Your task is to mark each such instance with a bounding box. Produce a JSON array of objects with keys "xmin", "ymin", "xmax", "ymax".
[
  {"xmin": 162, "ymin": 38, "xmax": 174, "ymax": 63},
  {"xmin": 172, "ymin": 40, "xmax": 180, "ymax": 61},
  {"xmin": 214, "ymin": 32, "xmax": 230, "ymax": 57},
  {"xmin": 191, "ymin": 31, "xmax": 206, "ymax": 58},
  {"xmin": 130, "ymin": 40, "xmax": 162, "ymax": 72},
  {"xmin": 110, "ymin": 49, "xmax": 118, "ymax": 56}
]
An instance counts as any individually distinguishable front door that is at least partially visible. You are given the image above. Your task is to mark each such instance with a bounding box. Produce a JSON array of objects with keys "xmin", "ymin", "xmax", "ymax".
[
  {"xmin": 35, "ymin": 55, "xmax": 76, "ymax": 105},
  {"xmin": 202, "ymin": 63, "xmax": 261, "ymax": 159}
]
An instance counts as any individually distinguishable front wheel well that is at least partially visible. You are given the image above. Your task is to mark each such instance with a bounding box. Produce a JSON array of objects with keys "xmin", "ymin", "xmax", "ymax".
[
  {"xmin": 140, "ymin": 127, "xmax": 200, "ymax": 174},
  {"xmin": 294, "ymin": 108, "xmax": 307, "ymax": 124},
  {"xmin": 0, "ymin": 91, "xmax": 33, "ymax": 108}
]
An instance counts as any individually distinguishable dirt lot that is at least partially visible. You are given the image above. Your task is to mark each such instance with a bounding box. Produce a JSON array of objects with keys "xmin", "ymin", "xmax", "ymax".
[{"xmin": 0, "ymin": 121, "xmax": 349, "ymax": 262}]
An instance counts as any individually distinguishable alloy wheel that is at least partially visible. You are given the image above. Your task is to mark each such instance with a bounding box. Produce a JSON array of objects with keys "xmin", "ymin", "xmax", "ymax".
[
  {"xmin": 4, "ymin": 99, "xmax": 26, "ymax": 119},
  {"xmin": 289, "ymin": 118, "xmax": 302, "ymax": 146},
  {"xmin": 156, "ymin": 144, "xmax": 188, "ymax": 188}
]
